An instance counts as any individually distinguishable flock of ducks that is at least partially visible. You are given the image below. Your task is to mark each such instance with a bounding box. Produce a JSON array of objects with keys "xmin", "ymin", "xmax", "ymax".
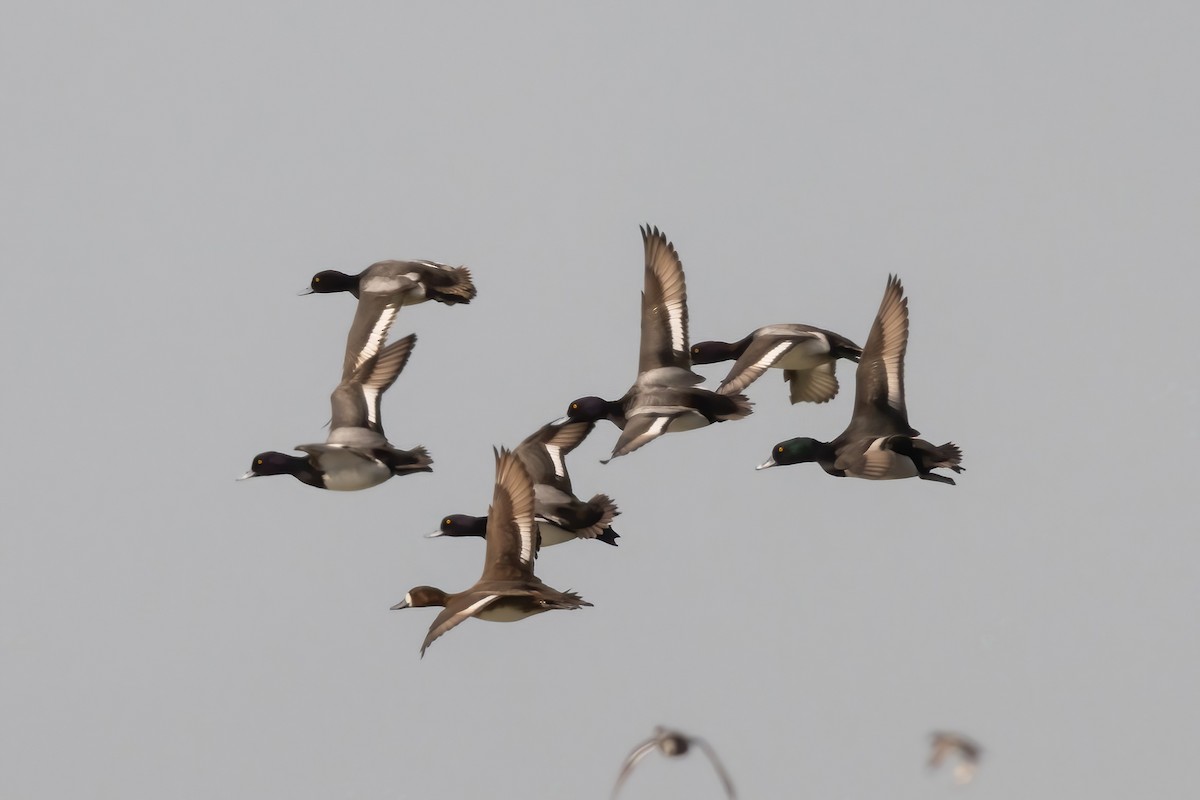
[{"xmin": 239, "ymin": 225, "xmax": 975, "ymax": 795}]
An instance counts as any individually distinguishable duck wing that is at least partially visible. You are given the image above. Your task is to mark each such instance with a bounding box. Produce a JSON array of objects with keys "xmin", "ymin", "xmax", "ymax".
[
  {"xmin": 845, "ymin": 275, "xmax": 918, "ymax": 439},
  {"xmin": 611, "ymin": 737, "xmax": 660, "ymax": 800},
  {"xmin": 339, "ymin": 276, "xmax": 411, "ymax": 381},
  {"xmin": 715, "ymin": 327, "xmax": 823, "ymax": 396},
  {"xmin": 638, "ymin": 226, "xmax": 697, "ymax": 376},
  {"xmin": 514, "ymin": 420, "xmax": 594, "ymax": 493},
  {"xmin": 294, "ymin": 443, "xmax": 380, "ymax": 469},
  {"xmin": 328, "ymin": 334, "xmax": 416, "ymax": 435},
  {"xmin": 692, "ymin": 737, "xmax": 738, "ymax": 800},
  {"xmin": 418, "ymin": 591, "xmax": 501, "ymax": 657},
  {"xmin": 481, "ymin": 447, "xmax": 540, "ymax": 581}
]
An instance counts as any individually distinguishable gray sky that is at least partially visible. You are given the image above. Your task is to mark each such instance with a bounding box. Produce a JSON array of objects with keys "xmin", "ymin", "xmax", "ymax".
[{"xmin": 3, "ymin": 3, "xmax": 1198, "ymax": 798}]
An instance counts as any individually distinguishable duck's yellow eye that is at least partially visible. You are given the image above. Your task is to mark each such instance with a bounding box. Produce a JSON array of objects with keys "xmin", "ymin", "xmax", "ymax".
[
  {"xmin": 313, "ymin": 276, "xmax": 320, "ymax": 283},
  {"xmin": 777, "ymin": 446, "xmax": 783, "ymax": 453},
  {"xmin": 571, "ymin": 402, "xmax": 578, "ymax": 409},
  {"xmin": 444, "ymin": 518, "xmax": 451, "ymax": 526},
  {"xmin": 257, "ymin": 458, "xmax": 263, "ymax": 465}
]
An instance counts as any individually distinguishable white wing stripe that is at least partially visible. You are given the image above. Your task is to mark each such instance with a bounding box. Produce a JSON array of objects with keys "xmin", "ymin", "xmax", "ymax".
[
  {"xmin": 518, "ymin": 519, "xmax": 535, "ymax": 564},
  {"xmin": 460, "ymin": 595, "xmax": 498, "ymax": 617},
  {"xmin": 544, "ymin": 443, "xmax": 566, "ymax": 480},
  {"xmin": 355, "ymin": 304, "xmax": 399, "ymax": 372},
  {"xmin": 758, "ymin": 340, "xmax": 793, "ymax": 369},
  {"xmin": 668, "ymin": 299, "xmax": 686, "ymax": 354}
]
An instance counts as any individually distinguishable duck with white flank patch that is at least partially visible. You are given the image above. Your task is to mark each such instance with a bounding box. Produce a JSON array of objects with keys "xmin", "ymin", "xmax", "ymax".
[
  {"xmin": 561, "ymin": 225, "xmax": 752, "ymax": 462},
  {"xmin": 429, "ymin": 420, "xmax": 620, "ymax": 547},
  {"xmin": 304, "ymin": 259, "xmax": 476, "ymax": 381},
  {"xmin": 240, "ymin": 333, "xmax": 432, "ymax": 490},
  {"xmin": 756, "ymin": 275, "xmax": 964, "ymax": 483},
  {"xmin": 392, "ymin": 447, "xmax": 591, "ymax": 657},
  {"xmin": 691, "ymin": 323, "xmax": 862, "ymax": 404},
  {"xmin": 611, "ymin": 726, "xmax": 737, "ymax": 800}
]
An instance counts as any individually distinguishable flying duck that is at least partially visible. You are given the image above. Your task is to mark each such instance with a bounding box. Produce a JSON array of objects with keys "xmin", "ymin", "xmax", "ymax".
[
  {"xmin": 611, "ymin": 726, "xmax": 737, "ymax": 800},
  {"xmin": 928, "ymin": 731, "xmax": 983, "ymax": 785},
  {"xmin": 562, "ymin": 226, "xmax": 752, "ymax": 461},
  {"xmin": 430, "ymin": 420, "xmax": 620, "ymax": 546},
  {"xmin": 392, "ymin": 447, "xmax": 591, "ymax": 656},
  {"xmin": 240, "ymin": 333, "xmax": 432, "ymax": 490},
  {"xmin": 691, "ymin": 323, "xmax": 862, "ymax": 403},
  {"xmin": 304, "ymin": 259, "xmax": 476, "ymax": 381},
  {"xmin": 756, "ymin": 275, "xmax": 963, "ymax": 483}
]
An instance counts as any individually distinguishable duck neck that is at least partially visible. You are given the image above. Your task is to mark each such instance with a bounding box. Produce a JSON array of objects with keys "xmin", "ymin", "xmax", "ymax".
[
  {"xmin": 726, "ymin": 335, "xmax": 754, "ymax": 359},
  {"xmin": 607, "ymin": 397, "xmax": 631, "ymax": 426},
  {"xmin": 288, "ymin": 455, "xmax": 325, "ymax": 488},
  {"xmin": 322, "ymin": 270, "xmax": 362, "ymax": 298},
  {"xmin": 812, "ymin": 440, "xmax": 842, "ymax": 475}
]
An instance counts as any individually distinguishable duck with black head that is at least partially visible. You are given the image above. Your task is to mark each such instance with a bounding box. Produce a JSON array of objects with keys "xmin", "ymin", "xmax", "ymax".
[
  {"xmin": 560, "ymin": 225, "xmax": 752, "ymax": 462},
  {"xmin": 240, "ymin": 333, "xmax": 431, "ymax": 490}
]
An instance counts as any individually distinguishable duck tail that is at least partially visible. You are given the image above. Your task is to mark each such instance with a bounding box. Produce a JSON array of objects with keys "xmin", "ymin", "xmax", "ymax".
[
  {"xmin": 428, "ymin": 266, "xmax": 477, "ymax": 305},
  {"xmin": 555, "ymin": 590, "xmax": 594, "ymax": 609},
  {"xmin": 596, "ymin": 528, "xmax": 620, "ymax": 546},
  {"xmin": 932, "ymin": 441, "xmax": 965, "ymax": 473},
  {"xmin": 584, "ymin": 494, "xmax": 620, "ymax": 545},
  {"xmin": 833, "ymin": 337, "xmax": 863, "ymax": 363},
  {"xmin": 721, "ymin": 392, "xmax": 754, "ymax": 421},
  {"xmin": 391, "ymin": 445, "xmax": 434, "ymax": 474},
  {"xmin": 912, "ymin": 441, "xmax": 964, "ymax": 484}
]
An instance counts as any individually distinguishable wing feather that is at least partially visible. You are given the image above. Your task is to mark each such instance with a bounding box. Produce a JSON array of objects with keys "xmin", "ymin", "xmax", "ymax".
[{"xmin": 638, "ymin": 226, "xmax": 692, "ymax": 373}]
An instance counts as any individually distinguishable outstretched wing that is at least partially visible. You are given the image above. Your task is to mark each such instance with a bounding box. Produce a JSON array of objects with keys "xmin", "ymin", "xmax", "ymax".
[
  {"xmin": 611, "ymin": 738, "xmax": 659, "ymax": 800},
  {"xmin": 357, "ymin": 333, "xmax": 415, "ymax": 435},
  {"xmin": 340, "ymin": 292, "xmax": 407, "ymax": 382},
  {"xmin": 715, "ymin": 331, "xmax": 817, "ymax": 396},
  {"xmin": 481, "ymin": 448, "xmax": 539, "ymax": 580},
  {"xmin": 693, "ymin": 737, "xmax": 738, "ymax": 799},
  {"xmin": 419, "ymin": 593, "xmax": 500, "ymax": 657},
  {"xmin": 603, "ymin": 413, "xmax": 676, "ymax": 462},
  {"xmin": 514, "ymin": 420, "xmax": 594, "ymax": 492},
  {"xmin": 329, "ymin": 334, "xmax": 416, "ymax": 434},
  {"xmin": 638, "ymin": 226, "xmax": 692, "ymax": 374},
  {"xmin": 848, "ymin": 275, "xmax": 917, "ymax": 438}
]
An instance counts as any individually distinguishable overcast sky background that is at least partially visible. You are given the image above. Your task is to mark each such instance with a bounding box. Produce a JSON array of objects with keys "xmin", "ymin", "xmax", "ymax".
[{"xmin": 3, "ymin": 3, "xmax": 1199, "ymax": 798}]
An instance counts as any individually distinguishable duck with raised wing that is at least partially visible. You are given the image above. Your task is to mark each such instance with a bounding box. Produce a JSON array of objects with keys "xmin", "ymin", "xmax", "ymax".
[
  {"xmin": 392, "ymin": 447, "xmax": 591, "ymax": 657},
  {"xmin": 756, "ymin": 275, "xmax": 963, "ymax": 483},
  {"xmin": 430, "ymin": 420, "xmax": 620, "ymax": 547},
  {"xmin": 304, "ymin": 259, "xmax": 476, "ymax": 381},
  {"xmin": 692, "ymin": 323, "xmax": 862, "ymax": 404},
  {"xmin": 240, "ymin": 333, "xmax": 432, "ymax": 490},
  {"xmin": 562, "ymin": 226, "xmax": 752, "ymax": 462},
  {"xmin": 611, "ymin": 726, "xmax": 736, "ymax": 800}
]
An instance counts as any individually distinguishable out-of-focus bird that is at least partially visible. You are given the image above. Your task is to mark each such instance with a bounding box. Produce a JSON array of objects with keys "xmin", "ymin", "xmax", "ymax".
[
  {"xmin": 611, "ymin": 726, "xmax": 736, "ymax": 799},
  {"xmin": 928, "ymin": 731, "xmax": 982, "ymax": 785}
]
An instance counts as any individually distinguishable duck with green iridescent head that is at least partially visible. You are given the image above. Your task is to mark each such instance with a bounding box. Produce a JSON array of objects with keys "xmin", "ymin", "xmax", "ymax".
[{"xmin": 756, "ymin": 275, "xmax": 964, "ymax": 484}]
